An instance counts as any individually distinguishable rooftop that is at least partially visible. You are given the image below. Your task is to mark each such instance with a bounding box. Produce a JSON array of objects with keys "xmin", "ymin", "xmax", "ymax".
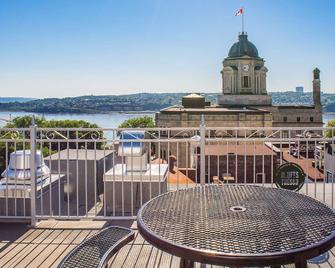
[
  {"xmin": 159, "ymin": 105, "xmax": 271, "ymax": 114},
  {"xmin": 205, "ymin": 144, "xmax": 276, "ymax": 156}
]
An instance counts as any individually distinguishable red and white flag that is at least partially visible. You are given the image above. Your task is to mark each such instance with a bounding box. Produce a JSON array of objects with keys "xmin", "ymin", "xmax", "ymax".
[{"xmin": 235, "ymin": 8, "xmax": 243, "ymax": 16}]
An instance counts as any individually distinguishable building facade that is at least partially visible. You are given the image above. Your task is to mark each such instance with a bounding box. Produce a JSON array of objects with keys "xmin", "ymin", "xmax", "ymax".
[
  {"xmin": 201, "ymin": 144, "xmax": 277, "ymax": 184},
  {"xmin": 155, "ymin": 32, "xmax": 323, "ymax": 167}
]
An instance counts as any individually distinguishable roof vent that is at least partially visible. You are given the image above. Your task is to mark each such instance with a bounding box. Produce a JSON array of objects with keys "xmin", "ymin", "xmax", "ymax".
[
  {"xmin": 1, "ymin": 150, "xmax": 50, "ymax": 180},
  {"xmin": 182, "ymin": 93, "xmax": 206, "ymax": 108}
]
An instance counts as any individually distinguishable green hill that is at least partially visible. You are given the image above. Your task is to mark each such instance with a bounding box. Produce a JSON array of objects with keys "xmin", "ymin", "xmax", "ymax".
[{"xmin": 0, "ymin": 92, "xmax": 333, "ymax": 113}]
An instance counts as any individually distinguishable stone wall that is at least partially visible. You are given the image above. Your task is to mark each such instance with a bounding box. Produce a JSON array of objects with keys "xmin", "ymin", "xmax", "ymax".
[{"xmin": 217, "ymin": 94, "xmax": 272, "ymax": 106}]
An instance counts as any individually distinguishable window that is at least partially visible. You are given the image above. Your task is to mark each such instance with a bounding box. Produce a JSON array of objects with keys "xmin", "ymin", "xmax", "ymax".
[
  {"xmin": 297, "ymin": 117, "xmax": 301, "ymax": 122},
  {"xmin": 242, "ymin": 76, "xmax": 249, "ymax": 88},
  {"xmin": 310, "ymin": 117, "xmax": 314, "ymax": 122},
  {"xmin": 256, "ymin": 76, "xmax": 259, "ymax": 92},
  {"xmin": 326, "ymin": 171, "xmax": 333, "ymax": 183},
  {"xmin": 282, "ymin": 131, "xmax": 289, "ymax": 138},
  {"xmin": 283, "ymin": 116, "xmax": 287, "ymax": 122}
]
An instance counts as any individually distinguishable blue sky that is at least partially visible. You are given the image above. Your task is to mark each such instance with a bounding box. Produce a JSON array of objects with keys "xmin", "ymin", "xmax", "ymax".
[{"xmin": 0, "ymin": 0, "xmax": 334, "ymax": 98}]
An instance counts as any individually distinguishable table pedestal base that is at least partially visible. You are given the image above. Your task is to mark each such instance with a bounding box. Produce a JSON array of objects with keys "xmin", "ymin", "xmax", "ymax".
[
  {"xmin": 180, "ymin": 258, "xmax": 194, "ymax": 268},
  {"xmin": 295, "ymin": 261, "xmax": 307, "ymax": 268}
]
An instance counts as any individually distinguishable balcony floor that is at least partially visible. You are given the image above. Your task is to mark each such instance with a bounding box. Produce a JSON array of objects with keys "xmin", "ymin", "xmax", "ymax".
[{"xmin": 0, "ymin": 220, "xmax": 334, "ymax": 268}]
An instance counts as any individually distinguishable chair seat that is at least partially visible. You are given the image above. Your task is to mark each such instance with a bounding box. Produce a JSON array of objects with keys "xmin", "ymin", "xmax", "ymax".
[{"xmin": 58, "ymin": 226, "xmax": 134, "ymax": 268}]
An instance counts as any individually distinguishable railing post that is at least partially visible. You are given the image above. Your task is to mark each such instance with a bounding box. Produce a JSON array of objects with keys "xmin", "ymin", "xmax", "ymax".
[
  {"xmin": 29, "ymin": 120, "xmax": 37, "ymax": 227},
  {"xmin": 200, "ymin": 115, "xmax": 206, "ymax": 185}
]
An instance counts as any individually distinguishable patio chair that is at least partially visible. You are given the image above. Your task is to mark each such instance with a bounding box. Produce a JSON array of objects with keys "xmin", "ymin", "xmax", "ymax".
[
  {"xmin": 212, "ymin": 175, "xmax": 223, "ymax": 184},
  {"xmin": 222, "ymin": 173, "xmax": 234, "ymax": 183},
  {"xmin": 58, "ymin": 226, "xmax": 134, "ymax": 268}
]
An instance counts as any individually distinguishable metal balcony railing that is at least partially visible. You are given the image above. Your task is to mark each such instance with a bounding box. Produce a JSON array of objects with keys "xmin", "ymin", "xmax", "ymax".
[{"xmin": 0, "ymin": 124, "xmax": 334, "ymax": 226}]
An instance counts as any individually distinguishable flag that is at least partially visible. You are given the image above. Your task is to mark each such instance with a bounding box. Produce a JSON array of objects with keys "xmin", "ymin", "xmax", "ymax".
[{"xmin": 235, "ymin": 8, "xmax": 243, "ymax": 16}]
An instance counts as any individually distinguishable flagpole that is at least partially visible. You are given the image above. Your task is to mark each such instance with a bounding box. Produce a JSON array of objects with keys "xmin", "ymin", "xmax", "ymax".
[{"xmin": 242, "ymin": 7, "xmax": 244, "ymax": 33}]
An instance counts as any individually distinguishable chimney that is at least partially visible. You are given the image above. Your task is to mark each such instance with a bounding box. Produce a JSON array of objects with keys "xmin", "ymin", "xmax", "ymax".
[{"xmin": 313, "ymin": 68, "xmax": 321, "ymax": 110}]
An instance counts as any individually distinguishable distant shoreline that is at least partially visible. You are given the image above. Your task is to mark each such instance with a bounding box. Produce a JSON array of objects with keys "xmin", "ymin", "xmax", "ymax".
[
  {"xmin": 0, "ymin": 107, "xmax": 332, "ymax": 114},
  {"xmin": 1, "ymin": 91, "xmax": 335, "ymax": 113},
  {"xmin": 1, "ymin": 110, "xmax": 334, "ymax": 129}
]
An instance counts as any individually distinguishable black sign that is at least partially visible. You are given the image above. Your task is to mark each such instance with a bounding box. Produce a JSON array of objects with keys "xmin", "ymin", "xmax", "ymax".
[{"xmin": 275, "ymin": 162, "xmax": 305, "ymax": 191}]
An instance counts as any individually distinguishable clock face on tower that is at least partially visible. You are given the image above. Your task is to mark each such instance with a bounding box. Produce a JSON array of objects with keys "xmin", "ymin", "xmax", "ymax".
[{"xmin": 242, "ymin": 64, "xmax": 250, "ymax": 72}]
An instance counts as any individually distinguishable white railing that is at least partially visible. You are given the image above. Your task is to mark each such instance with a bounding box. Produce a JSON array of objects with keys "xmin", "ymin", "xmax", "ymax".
[{"xmin": 0, "ymin": 125, "xmax": 334, "ymax": 225}]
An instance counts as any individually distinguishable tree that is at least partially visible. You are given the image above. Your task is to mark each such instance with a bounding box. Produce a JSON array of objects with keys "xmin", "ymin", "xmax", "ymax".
[
  {"xmin": 325, "ymin": 120, "xmax": 335, "ymax": 138},
  {"xmin": 5, "ymin": 115, "xmax": 99, "ymax": 129},
  {"xmin": 0, "ymin": 116, "xmax": 103, "ymax": 174},
  {"xmin": 118, "ymin": 116, "xmax": 155, "ymax": 128},
  {"xmin": 118, "ymin": 116, "xmax": 156, "ymax": 156}
]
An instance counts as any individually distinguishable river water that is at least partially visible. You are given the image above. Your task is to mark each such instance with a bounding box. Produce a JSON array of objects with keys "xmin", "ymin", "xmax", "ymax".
[
  {"xmin": 0, "ymin": 111, "xmax": 155, "ymax": 128},
  {"xmin": 1, "ymin": 111, "xmax": 335, "ymax": 128}
]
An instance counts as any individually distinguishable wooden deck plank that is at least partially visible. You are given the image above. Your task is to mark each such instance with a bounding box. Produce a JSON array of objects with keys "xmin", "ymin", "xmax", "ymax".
[
  {"xmin": 47, "ymin": 229, "xmax": 73, "ymax": 244},
  {"xmin": 157, "ymin": 250, "xmax": 174, "ymax": 268},
  {"xmin": 327, "ymin": 249, "xmax": 335, "ymax": 267},
  {"xmin": 19, "ymin": 229, "xmax": 89, "ymax": 267},
  {"xmin": 0, "ymin": 242, "xmax": 7, "ymax": 251},
  {"xmin": 142, "ymin": 245, "xmax": 160, "ymax": 268},
  {"xmin": 52, "ymin": 244, "xmax": 77, "ymax": 268},
  {"xmin": 133, "ymin": 244, "xmax": 156, "ymax": 268},
  {"xmin": 19, "ymin": 229, "xmax": 45, "ymax": 243},
  {"xmin": 7, "ymin": 241, "xmax": 52, "ymax": 268},
  {"xmin": 1, "ymin": 243, "xmax": 34, "ymax": 267},
  {"xmin": 38, "ymin": 244, "xmax": 71, "ymax": 268},
  {"xmin": 14, "ymin": 243, "xmax": 49, "ymax": 268},
  {"xmin": 171, "ymin": 255, "xmax": 182, "ymax": 267},
  {"xmin": 61, "ymin": 229, "xmax": 84, "ymax": 245},
  {"xmin": 0, "ymin": 228, "xmax": 42, "ymax": 260},
  {"xmin": 0, "ymin": 221, "xmax": 335, "ymax": 268},
  {"xmin": 25, "ymin": 228, "xmax": 77, "ymax": 268},
  {"xmin": 37, "ymin": 228, "xmax": 96, "ymax": 268},
  {"xmin": 122, "ymin": 244, "xmax": 144, "ymax": 267},
  {"xmin": 0, "ymin": 229, "xmax": 46, "ymax": 264},
  {"xmin": 133, "ymin": 229, "xmax": 147, "ymax": 245},
  {"xmin": 109, "ymin": 244, "xmax": 133, "ymax": 267},
  {"xmin": 24, "ymin": 244, "xmax": 60, "ymax": 268},
  {"xmin": 4, "ymin": 229, "xmax": 64, "ymax": 268},
  {"xmin": 41, "ymin": 229, "xmax": 64, "ymax": 244}
]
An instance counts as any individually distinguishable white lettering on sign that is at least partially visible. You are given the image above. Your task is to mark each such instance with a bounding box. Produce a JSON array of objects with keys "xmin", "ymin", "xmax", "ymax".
[{"xmin": 281, "ymin": 171, "xmax": 299, "ymax": 179}]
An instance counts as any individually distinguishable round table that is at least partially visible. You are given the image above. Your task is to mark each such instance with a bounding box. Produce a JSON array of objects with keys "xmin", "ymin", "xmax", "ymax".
[{"xmin": 137, "ymin": 185, "xmax": 335, "ymax": 267}]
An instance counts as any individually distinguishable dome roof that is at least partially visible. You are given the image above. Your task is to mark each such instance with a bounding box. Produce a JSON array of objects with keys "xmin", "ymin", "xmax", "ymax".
[{"xmin": 228, "ymin": 33, "xmax": 259, "ymax": 58}]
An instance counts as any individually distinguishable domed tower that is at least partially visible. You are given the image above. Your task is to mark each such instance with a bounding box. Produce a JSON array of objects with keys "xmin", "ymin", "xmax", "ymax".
[{"xmin": 218, "ymin": 32, "xmax": 272, "ymax": 106}]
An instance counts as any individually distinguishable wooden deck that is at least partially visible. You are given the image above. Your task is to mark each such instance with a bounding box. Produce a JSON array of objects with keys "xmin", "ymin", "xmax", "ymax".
[{"xmin": 0, "ymin": 220, "xmax": 334, "ymax": 268}]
